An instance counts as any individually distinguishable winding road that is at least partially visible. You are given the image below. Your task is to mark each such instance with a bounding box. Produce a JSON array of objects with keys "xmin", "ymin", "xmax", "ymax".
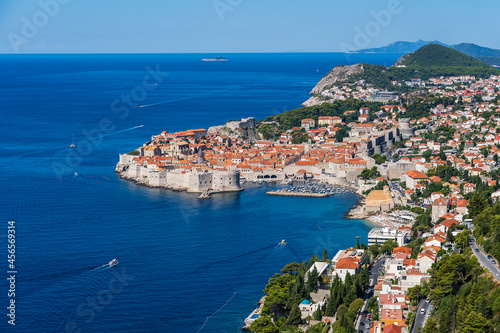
[{"xmin": 470, "ymin": 236, "xmax": 500, "ymax": 282}]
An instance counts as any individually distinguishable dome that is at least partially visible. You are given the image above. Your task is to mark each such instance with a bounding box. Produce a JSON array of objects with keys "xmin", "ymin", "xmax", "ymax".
[{"xmin": 301, "ymin": 300, "xmax": 310, "ymax": 305}]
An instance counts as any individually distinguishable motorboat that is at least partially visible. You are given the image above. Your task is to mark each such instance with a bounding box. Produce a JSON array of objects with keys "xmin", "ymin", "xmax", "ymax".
[
  {"xmin": 108, "ymin": 259, "xmax": 119, "ymax": 267},
  {"xmin": 281, "ymin": 239, "xmax": 286, "ymax": 244}
]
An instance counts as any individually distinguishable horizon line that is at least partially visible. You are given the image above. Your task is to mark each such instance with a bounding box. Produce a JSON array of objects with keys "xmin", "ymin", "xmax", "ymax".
[{"xmin": 0, "ymin": 51, "xmax": 408, "ymax": 55}]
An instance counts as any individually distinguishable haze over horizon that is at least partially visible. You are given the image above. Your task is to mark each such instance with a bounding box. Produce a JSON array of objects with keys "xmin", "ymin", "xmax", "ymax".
[{"xmin": 1, "ymin": 0, "xmax": 499, "ymax": 54}]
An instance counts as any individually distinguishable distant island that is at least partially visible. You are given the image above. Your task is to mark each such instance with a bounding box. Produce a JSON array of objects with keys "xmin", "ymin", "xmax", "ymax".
[
  {"xmin": 356, "ymin": 40, "xmax": 500, "ymax": 66},
  {"xmin": 201, "ymin": 56, "xmax": 228, "ymax": 62}
]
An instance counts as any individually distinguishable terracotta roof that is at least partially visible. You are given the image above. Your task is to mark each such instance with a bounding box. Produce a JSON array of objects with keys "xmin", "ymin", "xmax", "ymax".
[
  {"xmin": 405, "ymin": 170, "xmax": 428, "ymax": 179},
  {"xmin": 336, "ymin": 257, "xmax": 359, "ymax": 269},
  {"xmin": 393, "ymin": 246, "xmax": 412, "ymax": 255},
  {"xmin": 385, "ymin": 324, "xmax": 402, "ymax": 333}
]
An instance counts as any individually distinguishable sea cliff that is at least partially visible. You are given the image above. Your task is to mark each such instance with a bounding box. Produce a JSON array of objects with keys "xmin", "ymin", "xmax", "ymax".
[{"xmin": 302, "ymin": 63, "xmax": 364, "ymax": 106}]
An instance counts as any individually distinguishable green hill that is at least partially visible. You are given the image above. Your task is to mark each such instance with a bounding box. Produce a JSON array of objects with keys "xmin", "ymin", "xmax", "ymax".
[
  {"xmin": 399, "ymin": 43, "xmax": 495, "ymax": 68},
  {"xmin": 348, "ymin": 44, "xmax": 500, "ymax": 90}
]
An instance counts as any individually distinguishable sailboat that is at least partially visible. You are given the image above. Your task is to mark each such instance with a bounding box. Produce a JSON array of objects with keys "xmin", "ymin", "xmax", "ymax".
[{"xmin": 70, "ymin": 135, "xmax": 76, "ymax": 148}]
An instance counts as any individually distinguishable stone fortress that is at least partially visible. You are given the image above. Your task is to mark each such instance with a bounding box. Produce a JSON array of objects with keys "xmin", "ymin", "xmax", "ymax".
[
  {"xmin": 346, "ymin": 119, "xmax": 414, "ymax": 157},
  {"xmin": 117, "ymin": 153, "xmax": 241, "ymax": 193}
]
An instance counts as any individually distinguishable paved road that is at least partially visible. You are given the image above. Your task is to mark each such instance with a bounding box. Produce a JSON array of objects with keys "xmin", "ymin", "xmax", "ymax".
[
  {"xmin": 411, "ymin": 299, "xmax": 432, "ymax": 333},
  {"xmin": 355, "ymin": 256, "xmax": 386, "ymax": 333},
  {"xmin": 470, "ymin": 237, "xmax": 500, "ymax": 281},
  {"xmin": 389, "ymin": 181, "xmax": 408, "ymax": 204}
]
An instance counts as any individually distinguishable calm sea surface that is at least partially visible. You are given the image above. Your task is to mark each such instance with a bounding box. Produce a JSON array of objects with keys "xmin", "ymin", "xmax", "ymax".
[{"xmin": 0, "ymin": 52, "xmax": 402, "ymax": 332}]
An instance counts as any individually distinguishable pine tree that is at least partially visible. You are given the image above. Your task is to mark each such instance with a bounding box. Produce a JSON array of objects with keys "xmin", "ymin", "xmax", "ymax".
[
  {"xmin": 463, "ymin": 311, "xmax": 490, "ymax": 333},
  {"xmin": 438, "ymin": 296, "xmax": 454, "ymax": 333},
  {"xmin": 424, "ymin": 318, "xmax": 438, "ymax": 333},
  {"xmin": 475, "ymin": 295, "xmax": 490, "ymax": 319}
]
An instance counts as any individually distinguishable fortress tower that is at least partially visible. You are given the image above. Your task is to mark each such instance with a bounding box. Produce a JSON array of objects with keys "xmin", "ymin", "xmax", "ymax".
[{"xmin": 398, "ymin": 119, "xmax": 414, "ymax": 139}]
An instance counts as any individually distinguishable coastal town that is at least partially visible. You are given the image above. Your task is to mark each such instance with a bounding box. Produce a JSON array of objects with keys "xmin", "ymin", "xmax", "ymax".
[
  {"xmin": 7, "ymin": 1, "xmax": 500, "ymax": 332},
  {"xmin": 115, "ymin": 45, "xmax": 500, "ymax": 333}
]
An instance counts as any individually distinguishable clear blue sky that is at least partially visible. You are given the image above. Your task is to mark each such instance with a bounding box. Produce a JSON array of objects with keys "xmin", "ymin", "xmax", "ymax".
[{"xmin": 0, "ymin": 0, "xmax": 498, "ymax": 53}]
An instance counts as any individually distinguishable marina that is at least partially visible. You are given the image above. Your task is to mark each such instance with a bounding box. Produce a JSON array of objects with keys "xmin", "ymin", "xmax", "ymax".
[
  {"xmin": 266, "ymin": 191, "xmax": 329, "ymax": 198},
  {"xmin": 266, "ymin": 181, "xmax": 351, "ymax": 198}
]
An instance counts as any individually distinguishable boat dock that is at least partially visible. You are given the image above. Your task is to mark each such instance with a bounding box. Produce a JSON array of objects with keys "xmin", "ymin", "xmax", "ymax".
[{"xmin": 198, "ymin": 189, "xmax": 212, "ymax": 199}]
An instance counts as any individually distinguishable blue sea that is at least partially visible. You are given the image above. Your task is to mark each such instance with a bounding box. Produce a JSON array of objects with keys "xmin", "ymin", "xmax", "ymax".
[{"xmin": 0, "ymin": 52, "xmax": 402, "ymax": 332}]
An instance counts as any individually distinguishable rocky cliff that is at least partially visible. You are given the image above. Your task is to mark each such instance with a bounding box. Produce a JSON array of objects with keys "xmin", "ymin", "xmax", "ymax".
[
  {"xmin": 302, "ymin": 96, "xmax": 328, "ymax": 107},
  {"xmin": 392, "ymin": 53, "xmax": 410, "ymax": 67},
  {"xmin": 208, "ymin": 121, "xmax": 258, "ymax": 142},
  {"xmin": 309, "ymin": 63, "xmax": 364, "ymax": 95}
]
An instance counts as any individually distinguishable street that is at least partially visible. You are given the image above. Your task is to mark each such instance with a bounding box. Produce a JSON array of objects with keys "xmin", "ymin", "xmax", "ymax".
[
  {"xmin": 355, "ymin": 256, "xmax": 386, "ymax": 333},
  {"xmin": 411, "ymin": 299, "xmax": 432, "ymax": 333},
  {"xmin": 470, "ymin": 237, "xmax": 500, "ymax": 282}
]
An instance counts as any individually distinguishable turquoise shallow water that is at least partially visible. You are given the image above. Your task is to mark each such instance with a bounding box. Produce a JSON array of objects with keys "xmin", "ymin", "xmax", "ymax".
[{"xmin": 0, "ymin": 53, "xmax": 398, "ymax": 332}]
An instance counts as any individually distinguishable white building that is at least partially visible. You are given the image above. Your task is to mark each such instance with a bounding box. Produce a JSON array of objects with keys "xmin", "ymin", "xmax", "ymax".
[{"xmin": 368, "ymin": 228, "xmax": 410, "ymax": 247}]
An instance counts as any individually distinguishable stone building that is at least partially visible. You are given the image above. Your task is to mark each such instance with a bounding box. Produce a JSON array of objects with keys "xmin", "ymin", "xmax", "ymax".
[
  {"xmin": 398, "ymin": 119, "xmax": 415, "ymax": 139},
  {"xmin": 431, "ymin": 197, "xmax": 448, "ymax": 222},
  {"xmin": 365, "ymin": 186, "xmax": 394, "ymax": 213}
]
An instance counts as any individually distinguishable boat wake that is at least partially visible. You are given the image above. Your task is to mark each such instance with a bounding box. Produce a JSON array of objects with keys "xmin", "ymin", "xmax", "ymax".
[
  {"xmin": 137, "ymin": 90, "xmax": 221, "ymax": 108},
  {"xmin": 19, "ymin": 262, "xmax": 126, "ymax": 332},
  {"xmin": 19, "ymin": 262, "xmax": 116, "ymax": 284},
  {"xmin": 101, "ymin": 125, "xmax": 144, "ymax": 137}
]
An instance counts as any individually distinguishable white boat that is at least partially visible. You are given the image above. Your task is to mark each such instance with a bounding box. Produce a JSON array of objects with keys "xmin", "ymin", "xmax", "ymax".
[
  {"xmin": 108, "ymin": 259, "xmax": 119, "ymax": 267},
  {"xmin": 281, "ymin": 239, "xmax": 286, "ymax": 244},
  {"xmin": 70, "ymin": 135, "xmax": 76, "ymax": 148}
]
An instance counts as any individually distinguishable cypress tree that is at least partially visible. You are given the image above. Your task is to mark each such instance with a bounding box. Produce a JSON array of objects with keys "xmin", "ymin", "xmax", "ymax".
[
  {"xmin": 287, "ymin": 304, "xmax": 301, "ymax": 326},
  {"xmin": 314, "ymin": 307, "xmax": 322, "ymax": 321},
  {"xmin": 322, "ymin": 249, "xmax": 328, "ymax": 262}
]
